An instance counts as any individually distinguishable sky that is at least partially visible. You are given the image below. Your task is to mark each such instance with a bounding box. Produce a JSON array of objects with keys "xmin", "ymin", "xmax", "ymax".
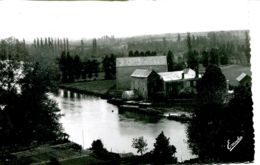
[{"xmin": 0, "ymin": 0, "xmax": 249, "ymax": 41}]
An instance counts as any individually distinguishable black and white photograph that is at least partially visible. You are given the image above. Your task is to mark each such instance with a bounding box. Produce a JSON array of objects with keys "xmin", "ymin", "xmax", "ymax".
[{"xmin": 0, "ymin": 0, "xmax": 259, "ymax": 164}]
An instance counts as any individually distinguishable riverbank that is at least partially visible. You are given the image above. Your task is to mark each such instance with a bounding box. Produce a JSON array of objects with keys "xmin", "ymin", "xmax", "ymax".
[
  {"xmin": 59, "ymin": 80, "xmax": 194, "ymax": 123},
  {"xmin": 3, "ymin": 142, "xmax": 121, "ymax": 165},
  {"xmin": 59, "ymin": 79, "xmax": 116, "ymax": 98}
]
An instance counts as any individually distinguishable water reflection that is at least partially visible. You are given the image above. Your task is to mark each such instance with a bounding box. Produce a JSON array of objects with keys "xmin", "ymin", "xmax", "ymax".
[{"xmin": 50, "ymin": 89, "xmax": 195, "ymax": 162}]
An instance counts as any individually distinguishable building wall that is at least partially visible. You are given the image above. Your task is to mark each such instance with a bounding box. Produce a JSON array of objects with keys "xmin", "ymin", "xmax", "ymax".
[
  {"xmin": 117, "ymin": 65, "xmax": 167, "ymax": 89},
  {"xmin": 162, "ymin": 79, "xmax": 198, "ymax": 98},
  {"xmin": 131, "ymin": 77, "xmax": 148, "ymax": 99}
]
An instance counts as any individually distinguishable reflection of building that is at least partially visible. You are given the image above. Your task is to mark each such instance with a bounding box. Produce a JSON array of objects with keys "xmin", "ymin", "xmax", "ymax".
[
  {"xmin": 131, "ymin": 69, "xmax": 161, "ymax": 100},
  {"xmin": 116, "ymin": 56, "xmax": 167, "ymax": 89},
  {"xmin": 158, "ymin": 68, "xmax": 199, "ymax": 98}
]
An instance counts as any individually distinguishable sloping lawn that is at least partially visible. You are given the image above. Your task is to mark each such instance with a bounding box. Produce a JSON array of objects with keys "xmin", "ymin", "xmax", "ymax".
[{"xmin": 60, "ymin": 80, "xmax": 116, "ymax": 95}]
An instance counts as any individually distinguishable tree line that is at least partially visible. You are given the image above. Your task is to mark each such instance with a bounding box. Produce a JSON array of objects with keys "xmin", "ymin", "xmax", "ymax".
[
  {"xmin": 58, "ymin": 51, "xmax": 99, "ymax": 83},
  {"xmin": 58, "ymin": 51, "xmax": 116, "ymax": 83},
  {"xmin": 85, "ymin": 131, "xmax": 177, "ymax": 165},
  {"xmin": 128, "ymin": 50, "xmax": 157, "ymax": 57}
]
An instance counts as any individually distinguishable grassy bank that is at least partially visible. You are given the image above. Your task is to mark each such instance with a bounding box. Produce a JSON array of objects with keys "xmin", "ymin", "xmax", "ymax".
[
  {"xmin": 3, "ymin": 142, "xmax": 120, "ymax": 165},
  {"xmin": 60, "ymin": 80, "xmax": 116, "ymax": 97}
]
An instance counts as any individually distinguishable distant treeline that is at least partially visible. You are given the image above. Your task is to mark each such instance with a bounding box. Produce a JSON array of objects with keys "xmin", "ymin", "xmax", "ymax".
[
  {"xmin": 58, "ymin": 51, "xmax": 116, "ymax": 83},
  {"xmin": 128, "ymin": 31, "xmax": 250, "ymax": 65}
]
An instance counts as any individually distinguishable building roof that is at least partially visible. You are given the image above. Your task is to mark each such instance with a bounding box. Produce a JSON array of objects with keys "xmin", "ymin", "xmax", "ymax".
[
  {"xmin": 221, "ymin": 65, "xmax": 251, "ymax": 86},
  {"xmin": 116, "ymin": 56, "xmax": 167, "ymax": 67},
  {"xmin": 131, "ymin": 69, "xmax": 153, "ymax": 78},
  {"xmin": 236, "ymin": 72, "xmax": 251, "ymax": 82},
  {"xmin": 158, "ymin": 68, "xmax": 196, "ymax": 82}
]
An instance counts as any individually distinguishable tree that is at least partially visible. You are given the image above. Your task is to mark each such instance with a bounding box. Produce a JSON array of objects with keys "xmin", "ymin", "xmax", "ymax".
[
  {"xmin": 134, "ymin": 50, "xmax": 139, "ymax": 57},
  {"xmin": 177, "ymin": 33, "xmax": 181, "ymax": 42},
  {"xmin": 103, "ymin": 54, "xmax": 116, "ymax": 80},
  {"xmin": 73, "ymin": 55, "xmax": 82, "ymax": 80},
  {"xmin": 225, "ymin": 85, "xmax": 254, "ymax": 162},
  {"xmin": 66, "ymin": 52, "xmax": 74, "ymax": 82},
  {"xmin": 187, "ymin": 50, "xmax": 199, "ymax": 71},
  {"xmin": 186, "ymin": 33, "xmax": 199, "ymax": 71},
  {"xmin": 152, "ymin": 131, "xmax": 177, "ymax": 164},
  {"xmin": 209, "ymin": 48, "xmax": 220, "ymax": 65},
  {"xmin": 198, "ymin": 64, "xmax": 227, "ymax": 104},
  {"xmin": 186, "ymin": 32, "xmax": 192, "ymax": 54},
  {"xmin": 91, "ymin": 139, "xmax": 106, "ymax": 154},
  {"xmin": 87, "ymin": 60, "xmax": 93, "ymax": 79},
  {"xmin": 167, "ymin": 51, "xmax": 174, "ymax": 71},
  {"xmin": 202, "ymin": 50, "xmax": 209, "ymax": 67},
  {"xmin": 187, "ymin": 84, "xmax": 254, "ymax": 163},
  {"xmin": 132, "ymin": 136, "xmax": 148, "ymax": 156},
  {"xmin": 59, "ymin": 51, "xmax": 67, "ymax": 82},
  {"xmin": 81, "ymin": 61, "xmax": 88, "ymax": 80},
  {"xmin": 0, "ymin": 61, "xmax": 67, "ymax": 148},
  {"xmin": 129, "ymin": 50, "xmax": 134, "ymax": 57},
  {"xmin": 92, "ymin": 59, "xmax": 99, "ymax": 79}
]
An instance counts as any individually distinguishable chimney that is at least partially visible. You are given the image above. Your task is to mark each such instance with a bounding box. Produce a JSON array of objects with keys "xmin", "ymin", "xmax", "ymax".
[{"xmin": 182, "ymin": 72, "xmax": 185, "ymax": 79}]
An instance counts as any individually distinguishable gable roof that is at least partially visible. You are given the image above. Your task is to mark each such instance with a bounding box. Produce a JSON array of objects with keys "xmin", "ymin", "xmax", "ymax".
[
  {"xmin": 158, "ymin": 68, "xmax": 196, "ymax": 82},
  {"xmin": 116, "ymin": 56, "xmax": 167, "ymax": 67},
  {"xmin": 236, "ymin": 72, "xmax": 251, "ymax": 82},
  {"xmin": 131, "ymin": 69, "xmax": 153, "ymax": 78}
]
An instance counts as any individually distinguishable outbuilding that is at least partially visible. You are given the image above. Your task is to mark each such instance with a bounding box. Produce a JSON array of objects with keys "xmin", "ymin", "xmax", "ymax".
[
  {"xmin": 130, "ymin": 69, "xmax": 161, "ymax": 100},
  {"xmin": 158, "ymin": 68, "xmax": 199, "ymax": 98}
]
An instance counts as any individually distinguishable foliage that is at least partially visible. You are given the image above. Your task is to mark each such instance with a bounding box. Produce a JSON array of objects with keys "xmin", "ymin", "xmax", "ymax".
[
  {"xmin": 103, "ymin": 54, "xmax": 116, "ymax": 80},
  {"xmin": 0, "ymin": 61, "xmax": 67, "ymax": 149},
  {"xmin": 58, "ymin": 51, "xmax": 99, "ymax": 82},
  {"xmin": 187, "ymin": 70, "xmax": 254, "ymax": 163},
  {"xmin": 197, "ymin": 64, "xmax": 227, "ymax": 104},
  {"xmin": 91, "ymin": 139, "xmax": 106, "ymax": 154},
  {"xmin": 132, "ymin": 136, "xmax": 148, "ymax": 156},
  {"xmin": 167, "ymin": 51, "xmax": 174, "ymax": 71},
  {"xmin": 187, "ymin": 50, "xmax": 199, "ymax": 71},
  {"xmin": 152, "ymin": 131, "xmax": 177, "ymax": 164},
  {"xmin": 128, "ymin": 50, "xmax": 157, "ymax": 57},
  {"xmin": 187, "ymin": 103, "xmax": 228, "ymax": 162},
  {"xmin": 225, "ymin": 85, "xmax": 254, "ymax": 162},
  {"xmin": 0, "ymin": 37, "xmax": 29, "ymax": 61}
]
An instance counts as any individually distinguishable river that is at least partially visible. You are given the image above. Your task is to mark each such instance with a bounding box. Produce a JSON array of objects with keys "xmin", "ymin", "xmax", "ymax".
[{"xmin": 50, "ymin": 89, "xmax": 195, "ymax": 162}]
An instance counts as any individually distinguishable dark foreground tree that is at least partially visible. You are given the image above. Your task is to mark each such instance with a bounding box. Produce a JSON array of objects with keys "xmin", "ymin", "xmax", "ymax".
[
  {"xmin": 152, "ymin": 131, "xmax": 177, "ymax": 164},
  {"xmin": 187, "ymin": 65, "xmax": 254, "ymax": 163},
  {"xmin": 225, "ymin": 85, "xmax": 254, "ymax": 162},
  {"xmin": 91, "ymin": 139, "xmax": 106, "ymax": 154},
  {"xmin": 0, "ymin": 61, "xmax": 67, "ymax": 149},
  {"xmin": 197, "ymin": 64, "xmax": 227, "ymax": 104}
]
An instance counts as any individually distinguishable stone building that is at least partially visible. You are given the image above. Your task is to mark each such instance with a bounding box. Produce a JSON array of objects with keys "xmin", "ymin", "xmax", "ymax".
[
  {"xmin": 158, "ymin": 68, "xmax": 199, "ymax": 98},
  {"xmin": 116, "ymin": 56, "xmax": 167, "ymax": 89},
  {"xmin": 130, "ymin": 69, "xmax": 161, "ymax": 100}
]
